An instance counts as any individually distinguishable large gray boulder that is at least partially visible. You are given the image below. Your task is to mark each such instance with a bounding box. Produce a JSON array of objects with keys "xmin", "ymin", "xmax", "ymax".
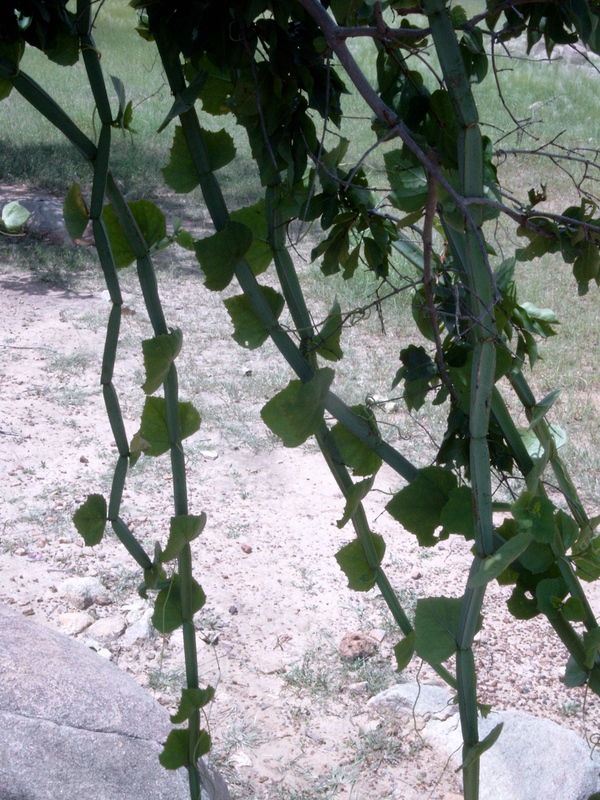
[
  {"xmin": 370, "ymin": 683, "xmax": 600, "ymax": 800},
  {"xmin": 0, "ymin": 604, "xmax": 229, "ymax": 800}
]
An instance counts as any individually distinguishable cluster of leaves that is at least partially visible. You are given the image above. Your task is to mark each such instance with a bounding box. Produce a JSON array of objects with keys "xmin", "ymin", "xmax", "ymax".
[
  {"xmin": 517, "ymin": 199, "xmax": 600, "ymax": 296},
  {"xmin": 386, "ymin": 460, "xmax": 600, "ymax": 673},
  {"xmin": 71, "ymin": 313, "xmax": 208, "ymax": 770},
  {"xmin": 0, "ymin": 1, "xmax": 78, "ymax": 75},
  {"xmin": 488, "ymin": 0, "xmax": 600, "ymax": 55}
]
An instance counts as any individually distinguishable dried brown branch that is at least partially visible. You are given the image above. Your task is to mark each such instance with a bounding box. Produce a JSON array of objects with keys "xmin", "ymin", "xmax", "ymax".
[
  {"xmin": 463, "ymin": 196, "xmax": 600, "ymax": 237},
  {"xmin": 297, "ymin": 0, "xmax": 499, "ymax": 300},
  {"xmin": 490, "ymin": 34, "xmax": 539, "ymax": 142}
]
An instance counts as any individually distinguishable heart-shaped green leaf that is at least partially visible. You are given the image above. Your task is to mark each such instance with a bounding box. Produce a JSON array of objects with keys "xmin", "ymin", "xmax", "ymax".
[
  {"xmin": 170, "ymin": 687, "xmax": 215, "ymax": 724},
  {"xmin": 73, "ymin": 494, "xmax": 107, "ymax": 547},
  {"xmin": 161, "ymin": 514, "xmax": 207, "ymax": 563},
  {"xmin": 131, "ymin": 397, "xmax": 200, "ymax": 459},
  {"xmin": 261, "ymin": 368, "xmax": 334, "ymax": 447},
  {"xmin": 386, "ymin": 467, "xmax": 457, "ymax": 547},
  {"xmin": 141, "ymin": 328, "xmax": 183, "ymax": 395},
  {"xmin": 224, "ymin": 287, "xmax": 284, "ymax": 349},
  {"xmin": 152, "ymin": 573, "xmax": 206, "ymax": 633},
  {"xmin": 335, "ymin": 532, "xmax": 386, "ymax": 592},
  {"xmin": 194, "ymin": 220, "xmax": 253, "ymax": 291}
]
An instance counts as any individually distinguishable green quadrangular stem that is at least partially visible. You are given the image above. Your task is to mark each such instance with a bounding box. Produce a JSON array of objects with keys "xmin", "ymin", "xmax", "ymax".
[
  {"xmin": 423, "ymin": 2, "xmax": 496, "ymax": 797},
  {"xmin": 509, "ymin": 370, "xmax": 593, "ymax": 535},
  {"xmin": 490, "ymin": 388, "xmax": 534, "ymax": 476},
  {"xmin": 263, "ymin": 178, "xmax": 448, "ymax": 679},
  {"xmin": 148, "ymin": 15, "xmax": 457, "ymax": 711},
  {"xmin": 150, "ymin": 23, "xmax": 418, "ymax": 484},
  {"xmin": 315, "ymin": 418, "xmax": 457, "ymax": 689},
  {"xmin": 262, "ymin": 179, "xmax": 454, "ymax": 685},
  {"xmin": 550, "ymin": 613, "xmax": 600, "ymax": 695},
  {"xmin": 150, "ymin": 15, "xmax": 437, "ymax": 694},
  {"xmin": 398, "ymin": 222, "xmax": 600, "ymax": 650},
  {"xmin": 507, "ymin": 370, "xmax": 599, "ymax": 632},
  {"xmin": 112, "ymin": 517, "xmax": 153, "ymax": 570},
  {"xmin": 5, "ymin": 68, "xmax": 97, "ymax": 162},
  {"xmin": 6, "ymin": 5, "xmax": 205, "ymax": 794},
  {"xmin": 265, "ymin": 184, "xmax": 314, "ymax": 343},
  {"xmin": 5, "ymin": 61, "xmax": 131, "ymax": 522}
]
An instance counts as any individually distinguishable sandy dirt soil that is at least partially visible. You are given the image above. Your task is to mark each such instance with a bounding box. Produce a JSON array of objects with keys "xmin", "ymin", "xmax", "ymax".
[{"xmin": 1, "ymin": 208, "xmax": 600, "ymax": 799}]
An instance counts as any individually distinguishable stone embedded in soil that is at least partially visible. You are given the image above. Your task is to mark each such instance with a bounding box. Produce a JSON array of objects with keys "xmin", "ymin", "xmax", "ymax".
[
  {"xmin": 58, "ymin": 576, "xmax": 105, "ymax": 609},
  {"xmin": 229, "ymin": 751, "xmax": 252, "ymax": 769},
  {"xmin": 347, "ymin": 681, "xmax": 369, "ymax": 695},
  {"xmin": 55, "ymin": 611, "xmax": 93, "ymax": 636},
  {"xmin": 124, "ymin": 599, "xmax": 150, "ymax": 624},
  {"xmin": 122, "ymin": 609, "xmax": 153, "ymax": 646},
  {"xmin": 368, "ymin": 683, "xmax": 458, "ymax": 722},
  {"xmin": 94, "ymin": 593, "xmax": 111, "ymax": 606},
  {"xmin": 369, "ymin": 628, "xmax": 386, "ymax": 644},
  {"xmin": 85, "ymin": 616, "xmax": 126, "ymax": 644},
  {"xmin": 338, "ymin": 632, "xmax": 376, "ymax": 660},
  {"xmin": 373, "ymin": 682, "xmax": 600, "ymax": 800}
]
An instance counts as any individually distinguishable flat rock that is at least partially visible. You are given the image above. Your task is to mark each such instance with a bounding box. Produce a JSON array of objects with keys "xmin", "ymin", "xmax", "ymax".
[
  {"xmin": 58, "ymin": 576, "xmax": 106, "ymax": 609},
  {"xmin": 86, "ymin": 615, "xmax": 127, "ymax": 643},
  {"xmin": 371, "ymin": 682, "xmax": 600, "ymax": 800},
  {"xmin": 368, "ymin": 682, "xmax": 458, "ymax": 722},
  {"xmin": 0, "ymin": 604, "xmax": 229, "ymax": 800},
  {"xmin": 124, "ymin": 599, "xmax": 152, "ymax": 624},
  {"xmin": 369, "ymin": 628, "xmax": 386, "ymax": 644},
  {"xmin": 122, "ymin": 608, "xmax": 154, "ymax": 645},
  {"xmin": 529, "ymin": 39, "xmax": 599, "ymax": 66},
  {"xmin": 55, "ymin": 610, "xmax": 93, "ymax": 636}
]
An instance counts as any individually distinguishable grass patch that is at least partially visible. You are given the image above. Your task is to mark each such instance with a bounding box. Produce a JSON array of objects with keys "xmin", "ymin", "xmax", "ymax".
[
  {"xmin": 282, "ymin": 632, "xmax": 400, "ymax": 705},
  {"xmin": 147, "ymin": 666, "xmax": 186, "ymax": 693},
  {"xmin": 96, "ymin": 565, "xmax": 141, "ymax": 602}
]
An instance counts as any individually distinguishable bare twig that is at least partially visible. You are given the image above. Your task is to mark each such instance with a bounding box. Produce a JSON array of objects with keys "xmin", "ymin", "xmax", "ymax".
[
  {"xmin": 462, "ymin": 196, "xmax": 600, "ymax": 237},
  {"xmin": 490, "ymin": 34, "xmax": 539, "ymax": 142}
]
